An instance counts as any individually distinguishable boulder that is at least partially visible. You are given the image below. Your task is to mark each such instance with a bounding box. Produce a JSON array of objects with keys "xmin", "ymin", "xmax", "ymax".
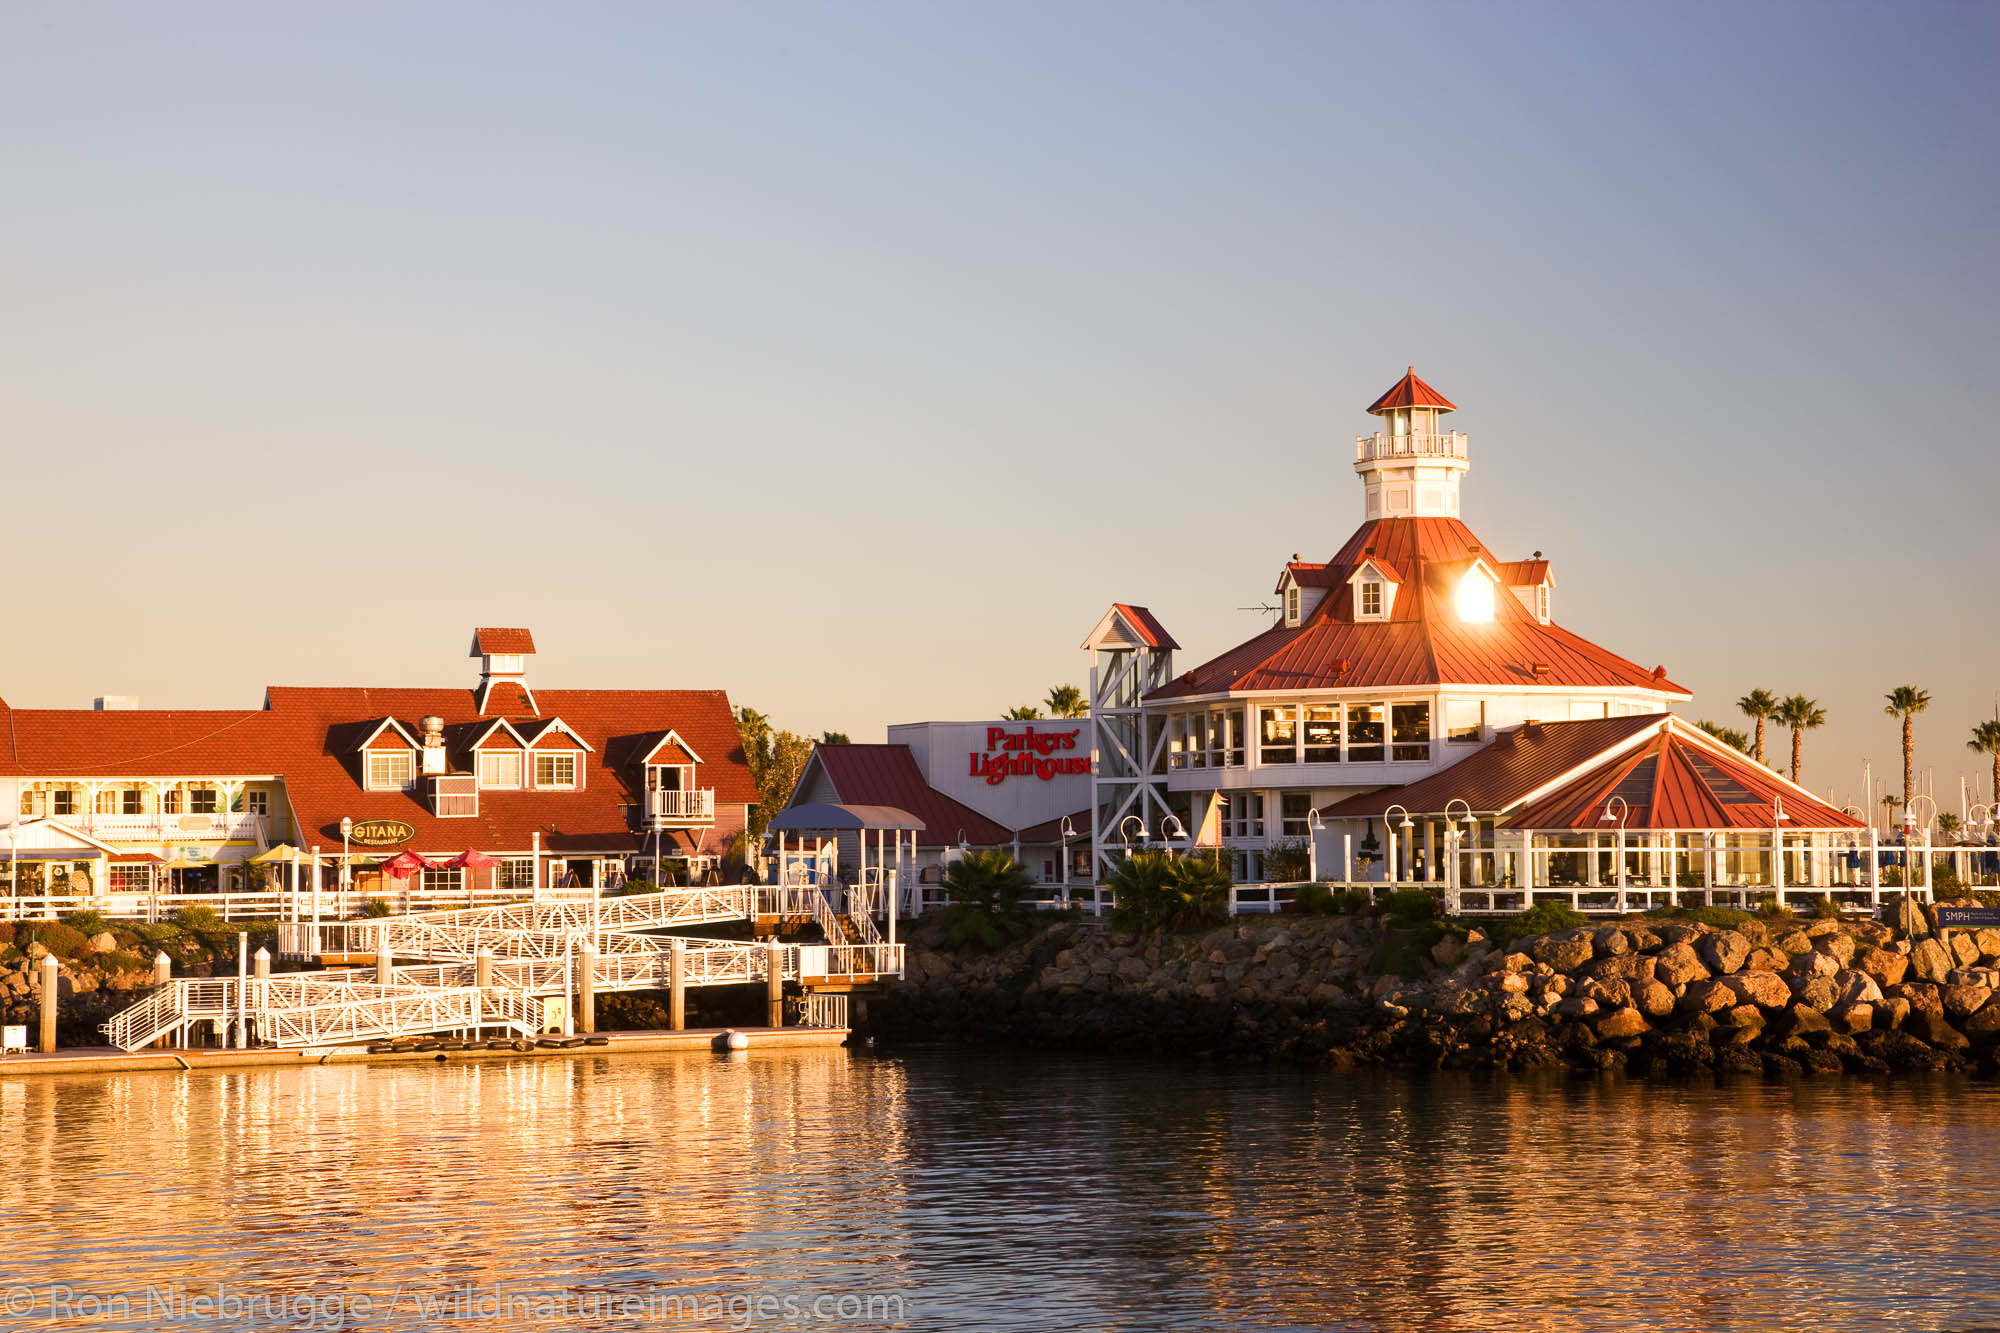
[
  {"xmin": 1594, "ymin": 1006, "xmax": 1650, "ymax": 1040},
  {"xmin": 1529, "ymin": 931, "xmax": 1593, "ymax": 972},
  {"xmin": 1891, "ymin": 896, "xmax": 1929, "ymax": 936},
  {"xmin": 1805, "ymin": 919, "xmax": 1844, "ymax": 938},
  {"xmin": 1780, "ymin": 1002, "xmax": 1832, "ymax": 1034},
  {"xmin": 1793, "ymin": 975, "xmax": 1840, "ymax": 1012},
  {"xmin": 1592, "ymin": 927, "xmax": 1630, "ymax": 957},
  {"xmin": 1961, "ymin": 1004, "xmax": 2000, "ymax": 1046},
  {"xmin": 1974, "ymin": 928, "xmax": 2000, "ymax": 962},
  {"xmin": 1888, "ymin": 982, "xmax": 1944, "ymax": 1017},
  {"xmin": 1949, "ymin": 933, "xmax": 1981, "ymax": 968},
  {"xmin": 1746, "ymin": 947, "xmax": 1790, "ymax": 973},
  {"xmin": 1658, "ymin": 924, "xmax": 1705, "ymax": 947},
  {"xmin": 1654, "ymin": 942, "xmax": 1711, "ymax": 987},
  {"xmin": 1700, "ymin": 931, "xmax": 1752, "ymax": 975},
  {"xmin": 1682, "ymin": 979, "xmax": 1738, "ymax": 1015},
  {"xmin": 1877, "ymin": 996, "xmax": 1912, "ymax": 1030},
  {"xmin": 1909, "ymin": 937, "xmax": 1954, "ymax": 984},
  {"xmin": 1789, "ymin": 950, "xmax": 1840, "ymax": 980},
  {"xmin": 1735, "ymin": 918, "xmax": 1771, "ymax": 947},
  {"xmin": 1633, "ymin": 978, "xmax": 1676, "ymax": 1018},
  {"xmin": 1773, "ymin": 929, "xmax": 1813, "ymax": 956},
  {"xmin": 1829, "ymin": 1002, "xmax": 1874, "ymax": 1034},
  {"xmin": 1626, "ymin": 928, "xmax": 1663, "ymax": 953},
  {"xmin": 87, "ymin": 931, "xmax": 118, "ymax": 953},
  {"xmin": 1906, "ymin": 1010, "xmax": 1970, "ymax": 1051},
  {"xmin": 1723, "ymin": 970, "xmax": 1794, "ymax": 1010},
  {"xmin": 1430, "ymin": 934, "xmax": 1468, "ymax": 969},
  {"xmin": 1857, "ymin": 947, "xmax": 1908, "ymax": 988},
  {"xmin": 1812, "ymin": 933, "xmax": 1857, "ymax": 967},
  {"xmin": 1942, "ymin": 983, "xmax": 1993, "ymax": 1019},
  {"xmin": 1834, "ymin": 970, "xmax": 1883, "ymax": 1006},
  {"xmin": 1552, "ymin": 996, "xmax": 1599, "ymax": 1018}
]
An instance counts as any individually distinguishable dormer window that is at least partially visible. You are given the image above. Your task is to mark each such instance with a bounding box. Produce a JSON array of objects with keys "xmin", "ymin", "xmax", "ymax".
[
  {"xmin": 1454, "ymin": 568, "xmax": 1496, "ymax": 623},
  {"xmin": 1359, "ymin": 580, "xmax": 1384, "ymax": 618},
  {"xmin": 1284, "ymin": 585, "xmax": 1301, "ymax": 627},
  {"xmin": 534, "ymin": 752, "xmax": 577, "ymax": 789},
  {"xmin": 367, "ymin": 751, "xmax": 414, "ymax": 791},
  {"xmin": 478, "ymin": 750, "xmax": 523, "ymax": 789},
  {"xmin": 1536, "ymin": 584, "xmax": 1551, "ymax": 623}
]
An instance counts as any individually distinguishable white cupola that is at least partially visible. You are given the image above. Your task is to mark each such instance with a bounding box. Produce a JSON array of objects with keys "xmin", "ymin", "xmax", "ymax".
[
  {"xmin": 1353, "ymin": 367, "xmax": 1470, "ymax": 520},
  {"xmin": 471, "ymin": 627, "xmax": 538, "ymax": 715}
]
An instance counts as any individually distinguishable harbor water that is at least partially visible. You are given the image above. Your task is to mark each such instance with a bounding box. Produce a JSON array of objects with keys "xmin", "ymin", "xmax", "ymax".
[{"xmin": 4, "ymin": 1048, "xmax": 1996, "ymax": 1331}]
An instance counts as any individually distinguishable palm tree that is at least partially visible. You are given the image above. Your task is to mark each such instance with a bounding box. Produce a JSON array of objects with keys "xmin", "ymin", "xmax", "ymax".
[
  {"xmin": 1696, "ymin": 719, "xmax": 1753, "ymax": 754},
  {"xmin": 1001, "ymin": 704, "xmax": 1043, "ymax": 721},
  {"xmin": 1044, "ymin": 684, "xmax": 1088, "ymax": 719},
  {"xmin": 1737, "ymin": 689, "xmax": 1779, "ymax": 766},
  {"xmin": 1881, "ymin": 792, "xmax": 1902, "ymax": 824},
  {"xmin": 938, "ymin": 850, "xmax": 1035, "ymax": 950},
  {"xmin": 1968, "ymin": 719, "xmax": 2000, "ymax": 814},
  {"xmin": 1883, "ymin": 685, "xmax": 1931, "ymax": 807},
  {"xmin": 1937, "ymin": 812, "xmax": 1962, "ymax": 841},
  {"xmin": 1775, "ymin": 695, "xmax": 1826, "ymax": 783}
]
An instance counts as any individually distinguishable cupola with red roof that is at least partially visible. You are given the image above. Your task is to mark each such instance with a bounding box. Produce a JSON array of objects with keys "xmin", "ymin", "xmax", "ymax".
[
  {"xmin": 1355, "ymin": 366, "xmax": 1469, "ymax": 521},
  {"xmin": 471, "ymin": 627, "xmax": 538, "ymax": 716}
]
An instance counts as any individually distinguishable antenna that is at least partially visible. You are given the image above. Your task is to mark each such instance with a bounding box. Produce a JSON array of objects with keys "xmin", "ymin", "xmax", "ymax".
[{"xmin": 1237, "ymin": 603, "xmax": 1282, "ymax": 617}]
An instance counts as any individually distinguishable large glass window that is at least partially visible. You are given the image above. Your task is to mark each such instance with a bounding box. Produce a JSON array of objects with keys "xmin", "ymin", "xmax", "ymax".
[
  {"xmin": 188, "ymin": 786, "xmax": 220, "ymax": 815},
  {"xmin": 1303, "ymin": 705, "xmax": 1341, "ymax": 763},
  {"xmin": 1445, "ymin": 699, "xmax": 1484, "ymax": 743},
  {"xmin": 1185, "ymin": 714, "xmax": 1207, "ymax": 769},
  {"xmin": 52, "ymin": 788, "xmax": 74, "ymax": 816},
  {"xmin": 1259, "ymin": 705, "xmax": 1297, "ymax": 765},
  {"xmin": 121, "ymin": 789, "xmax": 145, "ymax": 814},
  {"xmin": 499, "ymin": 858, "xmax": 536, "ymax": 892},
  {"xmin": 1219, "ymin": 708, "xmax": 1245, "ymax": 767},
  {"xmin": 1392, "ymin": 702, "xmax": 1431, "ymax": 761},
  {"xmin": 1223, "ymin": 793, "xmax": 1264, "ymax": 839},
  {"xmin": 421, "ymin": 867, "xmax": 465, "ymax": 894},
  {"xmin": 1348, "ymin": 705, "xmax": 1385, "ymax": 762},
  {"xmin": 535, "ymin": 752, "xmax": 577, "ymax": 788},
  {"xmin": 1281, "ymin": 792, "xmax": 1313, "ymax": 838},
  {"xmin": 366, "ymin": 752, "xmax": 413, "ymax": 792},
  {"xmin": 478, "ymin": 750, "xmax": 523, "ymax": 789},
  {"xmin": 109, "ymin": 863, "xmax": 152, "ymax": 893}
]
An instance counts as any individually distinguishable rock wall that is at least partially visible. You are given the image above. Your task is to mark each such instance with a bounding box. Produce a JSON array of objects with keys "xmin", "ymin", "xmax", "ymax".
[{"xmin": 871, "ymin": 902, "xmax": 2000, "ymax": 1077}]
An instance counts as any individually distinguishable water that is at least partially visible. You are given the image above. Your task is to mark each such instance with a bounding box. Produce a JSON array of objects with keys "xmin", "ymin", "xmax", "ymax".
[{"xmin": 3, "ymin": 1049, "xmax": 1997, "ymax": 1331}]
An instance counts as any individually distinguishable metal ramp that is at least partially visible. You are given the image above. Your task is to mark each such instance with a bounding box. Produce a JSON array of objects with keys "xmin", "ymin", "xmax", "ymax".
[
  {"xmin": 287, "ymin": 886, "xmax": 754, "ymax": 962},
  {"xmin": 102, "ymin": 976, "xmax": 547, "ymax": 1051}
]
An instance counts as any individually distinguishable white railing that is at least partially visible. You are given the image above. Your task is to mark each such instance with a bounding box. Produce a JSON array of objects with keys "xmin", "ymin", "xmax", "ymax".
[
  {"xmin": 796, "ymin": 943, "xmax": 904, "ymax": 981},
  {"xmin": 794, "ymin": 993, "xmax": 849, "ymax": 1029},
  {"xmin": 1354, "ymin": 430, "xmax": 1467, "ymax": 463},
  {"xmin": 649, "ymin": 788, "xmax": 715, "ymax": 824}
]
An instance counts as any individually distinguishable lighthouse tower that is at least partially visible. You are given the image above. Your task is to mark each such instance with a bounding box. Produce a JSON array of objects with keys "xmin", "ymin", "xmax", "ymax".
[{"xmin": 1353, "ymin": 367, "xmax": 1470, "ymax": 520}]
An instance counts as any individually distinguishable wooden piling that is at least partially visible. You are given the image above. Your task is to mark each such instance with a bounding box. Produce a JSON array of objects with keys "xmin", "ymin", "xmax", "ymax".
[
  {"xmin": 38, "ymin": 954, "xmax": 59, "ymax": 1053},
  {"xmin": 765, "ymin": 937, "xmax": 784, "ymax": 1029},
  {"xmin": 577, "ymin": 940, "xmax": 596, "ymax": 1034},
  {"xmin": 669, "ymin": 937, "xmax": 686, "ymax": 1031}
]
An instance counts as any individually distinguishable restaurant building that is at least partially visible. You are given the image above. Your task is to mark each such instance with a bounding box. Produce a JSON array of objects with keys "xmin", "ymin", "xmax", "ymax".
[{"xmin": 0, "ymin": 629, "xmax": 756, "ymax": 911}]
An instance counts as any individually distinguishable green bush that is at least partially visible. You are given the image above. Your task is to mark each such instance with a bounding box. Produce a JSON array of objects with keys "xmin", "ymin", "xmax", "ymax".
[
  {"xmin": 61, "ymin": 909, "xmax": 109, "ymax": 936},
  {"xmin": 175, "ymin": 904, "xmax": 225, "ymax": 934},
  {"xmin": 98, "ymin": 949, "xmax": 148, "ymax": 973},
  {"xmin": 1108, "ymin": 850, "xmax": 1231, "ymax": 934},
  {"xmin": 24, "ymin": 921, "xmax": 92, "ymax": 958},
  {"xmin": 1381, "ymin": 888, "xmax": 1441, "ymax": 925},
  {"xmin": 1295, "ymin": 883, "xmax": 1372, "ymax": 917},
  {"xmin": 360, "ymin": 899, "xmax": 393, "ymax": 919},
  {"xmin": 1680, "ymin": 905, "xmax": 1751, "ymax": 929},
  {"xmin": 1504, "ymin": 899, "xmax": 1587, "ymax": 942},
  {"xmin": 1262, "ymin": 838, "xmax": 1311, "ymax": 884},
  {"xmin": 938, "ymin": 850, "xmax": 1035, "ymax": 950},
  {"xmin": 1754, "ymin": 894, "xmax": 1789, "ymax": 918},
  {"xmin": 1809, "ymin": 894, "xmax": 1842, "ymax": 919}
]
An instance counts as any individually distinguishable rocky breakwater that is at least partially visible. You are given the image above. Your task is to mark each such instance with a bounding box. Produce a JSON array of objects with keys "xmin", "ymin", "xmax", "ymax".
[
  {"xmin": 2, "ymin": 917, "xmax": 273, "ymax": 1047},
  {"xmin": 871, "ymin": 904, "xmax": 2000, "ymax": 1077}
]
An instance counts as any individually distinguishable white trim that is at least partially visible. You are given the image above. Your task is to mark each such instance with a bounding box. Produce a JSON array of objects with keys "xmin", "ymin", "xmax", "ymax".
[
  {"xmin": 639, "ymin": 729, "xmax": 705, "ymax": 766},
  {"xmin": 353, "ymin": 717, "xmax": 422, "ymax": 753},
  {"xmin": 524, "ymin": 718, "xmax": 595, "ymax": 753}
]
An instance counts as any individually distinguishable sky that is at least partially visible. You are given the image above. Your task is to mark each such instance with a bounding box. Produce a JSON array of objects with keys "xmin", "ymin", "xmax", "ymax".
[{"xmin": 2, "ymin": 3, "xmax": 1996, "ymax": 815}]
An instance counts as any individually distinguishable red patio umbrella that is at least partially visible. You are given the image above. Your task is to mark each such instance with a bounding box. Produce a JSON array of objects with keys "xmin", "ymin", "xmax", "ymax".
[
  {"xmin": 380, "ymin": 850, "xmax": 434, "ymax": 880},
  {"xmin": 447, "ymin": 849, "xmax": 497, "ymax": 870}
]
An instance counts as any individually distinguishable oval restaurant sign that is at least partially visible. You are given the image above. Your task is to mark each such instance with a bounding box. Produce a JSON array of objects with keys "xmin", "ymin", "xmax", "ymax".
[
  {"xmin": 970, "ymin": 726, "xmax": 1091, "ymax": 786},
  {"xmin": 348, "ymin": 819, "xmax": 416, "ymax": 847}
]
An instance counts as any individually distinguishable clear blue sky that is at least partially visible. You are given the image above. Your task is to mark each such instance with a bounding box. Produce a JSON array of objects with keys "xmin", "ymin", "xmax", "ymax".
[{"xmin": 2, "ymin": 3, "xmax": 1995, "ymax": 812}]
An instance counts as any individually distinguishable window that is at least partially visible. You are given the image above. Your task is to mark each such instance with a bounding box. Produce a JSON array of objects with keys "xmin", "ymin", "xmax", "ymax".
[
  {"xmin": 1536, "ymin": 584, "xmax": 1550, "ymax": 623},
  {"xmin": 534, "ymin": 752, "xmax": 577, "ymax": 788},
  {"xmin": 96, "ymin": 788, "xmax": 119, "ymax": 815},
  {"xmin": 122, "ymin": 789, "xmax": 145, "ymax": 815},
  {"xmin": 1303, "ymin": 705, "xmax": 1340, "ymax": 763},
  {"xmin": 244, "ymin": 791, "xmax": 269, "ymax": 817},
  {"xmin": 1184, "ymin": 714, "xmax": 1206, "ymax": 769},
  {"xmin": 1223, "ymin": 792, "xmax": 1264, "ymax": 839},
  {"xmin": 188, "ymin": 787, "xmax": 220, "ymax": 815},
  {"xmin": 1284, "ymin": 585, "xmax": 1301, "ymax": 626},
  {"xmin": 421, "ymin": 867, "xmax": 465, "ymax": 894},
  {"xmin": 1359, "ymin": 581, "xmax": 1384, "ymax": 618},
  {"xmin": 1392, "ymin": 702, "xmax": 1431, "ymax": 761},
  {"xmin": 162, "ymin": 789, "xmax": 182, "ymax": 814},
  {"xmin": 488, "ymin": 653, "xmax": 524, "ymax": 673},
  {"xmin": 367, "ymin": 751, "xmax": 414, "ymax": 792},
  {"xmin": 1259, "ymin": 705, "xmax": 1297, "ymax": 765},
  {"xmin": 1281, "ymin": 792, "xmax": 1313, "ymax": 838},
  {"xmin": 1348, "ymin": 705, "xmax": 1385, "ymax": 762},
  {"xmin": 1219, "ymin": 709, "xmax": 1244, "ymax": 767},
  {"xmin": 1446, "ymin": 700, "xmax": 1484, "ymax": 743},
  {"xmin": 110, "ymin": 864, "xmax": 152, "ymax": 893},
  {"xmin": 499, "ymin": 858, "xmax": 536, "ymax": 892},
  {"xmin": 478, "ymin": 750, "xmax": 523, "ymax": 789}
]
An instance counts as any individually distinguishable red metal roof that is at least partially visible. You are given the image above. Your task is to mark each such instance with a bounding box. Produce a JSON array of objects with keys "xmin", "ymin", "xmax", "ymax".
[
  {"xmin": 1322, "ymin": 715, "xmax": 1664, "ymax": 819},
  {"xmin": 471, "ymin": 628, "xmax": 537, "ymax": 656},
  {"xmin": 1505, "ymin": 718, "xmax": 1865, "ymax": 831},
  {"xmin": 806, "ymin": 744, "xmax": 1015, "ymax": 848},
  {"xmin": 1112, "ymin": 604, "xmax": 1180, "ymax": 651},
  {"xmin": 1014, "ymin": 807, "xmax": 1093, "ymax": 844},
  {"xmin": 1149, "ymin": 518, "xmax": 1686, "ymax": 702},
  {"xmin": 1367, "ymin": 367, "xmax": 1456, "ymax": 415}
]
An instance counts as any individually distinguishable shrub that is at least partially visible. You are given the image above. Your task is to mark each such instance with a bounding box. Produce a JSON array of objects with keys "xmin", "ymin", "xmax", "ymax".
[
  {"xmin": 938, "ymin": 850, "xmax": 1035, "ymax": 950},
  {"xmin": 24, "ymin": 921, "xmax": 92, "ymax": 958},
  {"xmin": 1504, "ymin": 899, "xmax": 1587, "ymax": 942},
  {"xmin": 1108, "ymin": 850, "xmax": 1231, "ymax": 934},
  {"xmin": 1295, "ymin": 883, "xmax": 1370, "ymax": 917},
  {"xmin": 1262, "ymin": 839, "xmax": 1312, "ymax": 884},
  {"xmin": 98, "ymin": 949, "xmax": 148, "ymax": 973},
  {"xmin": 175, "ymin": 904, "xmax": 225, "ymax": 934},
  {"xmin": 1381, "ymin": 888, "xmax": 1441, "ymax": 925},
  {"xmin": 360, "ymin": 899, "xmax": 393, "ymax": 919},
  {"xmin": 1754, "ymin": 894, "xmax": 1789, "ymax": 918},
  {"xmin": 0, "ymin": 923, "xmax": 14, "ymax": 948},
  {"xmin": 1809, "ymin": 894, "xmax": 1841, "ymax": 920},
  {"xmin": 61, "ymin": 909, "xmax": 109, "ymax": 937},
  {"xmin": 1681, "ymin": 905, "xmax": 1751, "ymax": 929}
]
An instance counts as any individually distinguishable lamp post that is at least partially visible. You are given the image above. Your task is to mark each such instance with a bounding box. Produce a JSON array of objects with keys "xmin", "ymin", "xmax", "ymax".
[
  {"xmin": 339, "ymin": 816, "xmax": 353, "ymax": 918},
  {"xmin": 1383, "ymin": 805, "xmax": 1414, "ymax": 887},
  {"xmin": 1906, "ymin": 795, "xmax": 1937, "ymax": 898},
  {"xmin": 1160, "ymin": 814, "xmax": 1187, "ymax": 854},
  {"xmin": 1305, "ymin": 808, "xmax": 1325, "ymax": 884},
  {"xmin": 1600, "ymin": 796, "xmax": 1630, "ymax": 914},
  {"xmin": 1059, "ymin": 815, "xmax": 1076, "ymax": 910},
  {"xmin": 1443, "ymin": 799, "xmax": 1474, "ymax": 913}
]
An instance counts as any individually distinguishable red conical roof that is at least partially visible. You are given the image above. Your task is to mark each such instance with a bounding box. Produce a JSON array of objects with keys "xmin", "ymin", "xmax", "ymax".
[{"xmin": 1367, "ymin": 367, "xmax": 1455, "ymax": 415}]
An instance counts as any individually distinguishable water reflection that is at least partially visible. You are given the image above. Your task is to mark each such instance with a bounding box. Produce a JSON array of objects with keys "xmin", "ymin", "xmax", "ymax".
[{"xmin": 3, "ymin": 1050, "xmax": 1995, "ymax": 1331}]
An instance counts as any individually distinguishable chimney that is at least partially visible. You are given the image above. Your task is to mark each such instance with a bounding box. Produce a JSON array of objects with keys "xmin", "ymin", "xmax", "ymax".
[
  {"xmin": 420, "ymin": 715, "xmax": 447, "ymax": 775},
  {"xmin": 94, "ymin": 695, "xmax": 139, "ymax": 711}
]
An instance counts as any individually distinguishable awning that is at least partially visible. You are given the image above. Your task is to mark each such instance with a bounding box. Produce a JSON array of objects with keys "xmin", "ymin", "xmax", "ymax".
[{"xmin": 767, "ymin": 803, "xmax": 927, "ymax": 833}]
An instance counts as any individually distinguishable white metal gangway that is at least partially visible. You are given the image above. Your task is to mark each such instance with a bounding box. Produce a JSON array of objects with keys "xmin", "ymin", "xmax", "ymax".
[{"xmin": 284, "ymin": 886, "xmax": 754, "ymax": 962}]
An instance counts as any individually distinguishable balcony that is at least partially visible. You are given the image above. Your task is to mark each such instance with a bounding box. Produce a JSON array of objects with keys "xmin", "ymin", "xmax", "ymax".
[
  {"xmin": 1354, "ymin": 430, "xmax": 1468, "ymax": 464},
  {"xmin": 78, "ymin": 812, "xmax": 268, "ymax": 843},
  {"xmin": 649, "ymin": 788, "xmax": 715, "ymax": 827}
]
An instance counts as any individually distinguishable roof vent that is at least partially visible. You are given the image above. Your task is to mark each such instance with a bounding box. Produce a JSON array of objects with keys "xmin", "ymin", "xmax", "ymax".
[
  {"xmin": 420, "ymin": 715, "xmax": 448, "ymax": 774},
  {"xmin": 1523, "ymin": 721, "xmax": 1543, "ymax": 739},
  {"xmin": 1530, "ymin": 662, "xmax": 1552, "ymax": 676},
  {"xmin": 1652, "ymin": 665, "xmax": 1668, "ymax": 681},
  {"xmin": 1364, "ymin": 545, "xmax": 1376, "ymax": 556},
  {"xmin": 1333, "ymin": 659, "xmax": 1350, "ymax": 674},
  {"xmin": 93, "ymin": 695, "xmax": 139, "ymax": 711}
]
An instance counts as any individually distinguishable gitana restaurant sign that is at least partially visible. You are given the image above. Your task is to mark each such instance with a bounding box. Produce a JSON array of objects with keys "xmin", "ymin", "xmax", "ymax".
[
  {"xmin": 349, "ymin": 819, "xmax": 417, "ymax": 847},
  {"xmin": 969, "ymin": 726, "xmax": 1092, "ymax": 785}
]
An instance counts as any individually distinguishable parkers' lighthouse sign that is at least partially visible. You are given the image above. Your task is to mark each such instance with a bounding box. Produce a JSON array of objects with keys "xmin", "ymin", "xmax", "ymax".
[{"xmin": 970, "ymin": 726, "xmax": 1091, "ymax": 785}]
